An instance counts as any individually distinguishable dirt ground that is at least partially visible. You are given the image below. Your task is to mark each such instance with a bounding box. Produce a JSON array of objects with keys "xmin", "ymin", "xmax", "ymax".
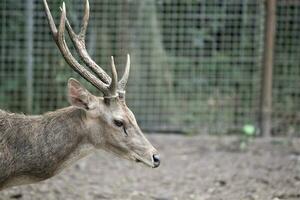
[{"xmin": 0, "ymin": 134, "xmax": 299, "ymax": 200}]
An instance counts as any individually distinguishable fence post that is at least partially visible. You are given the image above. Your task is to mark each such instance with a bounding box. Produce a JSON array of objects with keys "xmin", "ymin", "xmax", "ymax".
[
  {"xmin": 26, "ymin": 0, "xmax": 34, "ymax": 113},
  {"xmin": 261, "ymin": 0, "xmax": 277, "ymax": 137}
]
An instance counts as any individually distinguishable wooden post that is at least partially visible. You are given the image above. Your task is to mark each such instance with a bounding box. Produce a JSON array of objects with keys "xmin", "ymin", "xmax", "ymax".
[
  {"xmin": 261, "ymin": 0, "xmax": 276, "ymax": 137},
  {"xmin": 26, "ymin": 0, "xmax": 34, "ymax": 113}
]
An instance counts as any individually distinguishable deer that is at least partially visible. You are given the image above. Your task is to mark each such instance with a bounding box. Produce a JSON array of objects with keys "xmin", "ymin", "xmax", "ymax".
[{"xmin": 0, "ymin": 0, "xmax": 160, "ymax": 190}]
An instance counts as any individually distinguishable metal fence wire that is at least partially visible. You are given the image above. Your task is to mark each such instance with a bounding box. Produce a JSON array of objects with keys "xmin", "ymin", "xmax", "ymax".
[{"xmin": 0, "ymin": 0, "xmax": 299, "ymax": 135}]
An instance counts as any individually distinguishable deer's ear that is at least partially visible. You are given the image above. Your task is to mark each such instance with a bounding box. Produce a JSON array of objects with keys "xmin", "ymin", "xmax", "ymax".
[{"xmin": 67, "ymin": 78, "xmax": 94, "ymax": 110}]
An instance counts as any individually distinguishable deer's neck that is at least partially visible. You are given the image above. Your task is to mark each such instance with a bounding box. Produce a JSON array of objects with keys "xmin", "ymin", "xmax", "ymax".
[{"xmin": 41, "ymin": 106, "xmax": 95, "ymax": 173}]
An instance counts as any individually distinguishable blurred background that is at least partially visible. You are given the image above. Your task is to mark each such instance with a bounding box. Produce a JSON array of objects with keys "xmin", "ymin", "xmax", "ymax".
[
  {"xmin": 0, "ymin": 0, "xmax": 300, "ymax": 199},
  {"xmin": 0, "ymin": 0, "xmax": 299, "ymax": 136}
]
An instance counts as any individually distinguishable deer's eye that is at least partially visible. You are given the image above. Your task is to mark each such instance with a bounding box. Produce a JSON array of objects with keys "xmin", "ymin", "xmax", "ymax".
[{"xmin": 113, "ymin": 119, "xmax": 124, "ymax": 127}]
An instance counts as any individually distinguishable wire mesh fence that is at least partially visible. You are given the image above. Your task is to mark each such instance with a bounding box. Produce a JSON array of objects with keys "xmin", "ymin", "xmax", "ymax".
[
  {"xmin": 273, "ymin": 0, "xmax": 300, "ymax": 136},
  {"xmin": 0, "ymin": 0, "xmax": 299, "ymax": 135}
]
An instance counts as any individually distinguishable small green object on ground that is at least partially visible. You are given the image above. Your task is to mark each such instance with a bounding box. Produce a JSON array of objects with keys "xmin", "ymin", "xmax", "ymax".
[{"xmin": 243, "ymin": 124, "xmax": 255, "ymax": 136}]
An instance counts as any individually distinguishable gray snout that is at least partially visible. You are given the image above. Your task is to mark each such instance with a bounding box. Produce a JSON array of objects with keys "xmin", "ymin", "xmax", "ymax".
[{"xmin": 152, "ymin": 154, "xmax": 160, "ymax": 168}]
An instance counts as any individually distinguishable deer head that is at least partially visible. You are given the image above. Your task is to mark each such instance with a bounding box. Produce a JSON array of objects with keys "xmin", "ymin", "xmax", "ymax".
[{"xmin": 43, "ymin": 0, "xmax": 160, "ymax": 168}]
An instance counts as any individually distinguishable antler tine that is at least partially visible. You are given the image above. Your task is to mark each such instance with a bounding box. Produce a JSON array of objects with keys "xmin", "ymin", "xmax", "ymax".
[
  {"xmin": 43, "ymin": 0, "xmax": 58, "ymax": 37},
  {"xmin": 43, "ymin": 0, "xmax": 111, "ymax": 95},
  {"xmin": 79, "ymin": 0, "xmax": 89, "ymax": 39},
  {"xmin": 64, "ymin": 0, "xmax": 111, "ymax": 84},
  {"xmin": 118, "ymin": 54, "xmax": 131, "ymax": 93},
  {"xmin": 57, "ymin": 3, "xmax": 67, "ymax": 41},
  {"xmin": 109, "ymin": 56, "xmax": 118, "ymax": 97}
]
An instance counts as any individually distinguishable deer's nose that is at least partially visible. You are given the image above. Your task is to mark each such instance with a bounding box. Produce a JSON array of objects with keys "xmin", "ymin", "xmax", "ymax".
[{"xmin": 152, "ymin": 154, "xmax": 160, "ymax": 168}]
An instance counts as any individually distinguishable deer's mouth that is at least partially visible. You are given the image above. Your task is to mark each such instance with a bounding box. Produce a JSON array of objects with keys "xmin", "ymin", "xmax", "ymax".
[
  {"xmin": 132, "ymin": 153, "xmax": 155, "ymax": 168},
  {"xmin": 102, "ymin": 143, "xmax": 155, "ymax": 168}
]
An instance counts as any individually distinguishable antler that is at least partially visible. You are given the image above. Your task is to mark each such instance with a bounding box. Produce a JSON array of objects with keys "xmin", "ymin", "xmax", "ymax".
[
  {"xmin": 63, "ymin": 0, "xmax": 111, "ymax": 84},
  {"xmin": 43, "ymin": 0, "xmax": 130, "ymax": 98}
]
